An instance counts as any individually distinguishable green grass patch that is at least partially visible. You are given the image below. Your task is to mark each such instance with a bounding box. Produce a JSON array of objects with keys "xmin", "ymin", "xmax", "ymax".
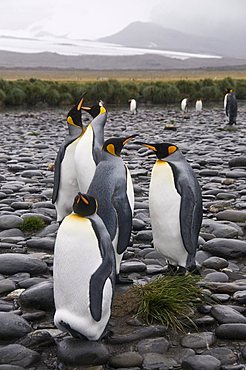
[
  {"xmin": 27, "ymin": 131, "xmax": 40, "ymax": 136},
  {"xmin": 20, "ymin": 216, "xmax": 46, "ymax": 233},
  {"xmin": 130, "ymin": 274, "xmax": 203, "ymax": 332}
]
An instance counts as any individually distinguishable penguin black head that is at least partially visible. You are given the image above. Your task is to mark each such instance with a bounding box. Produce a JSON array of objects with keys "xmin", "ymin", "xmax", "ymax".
[
  {"xmin": 136, "ymin": 142, "xmax": 178, "ymax": 160},
  {"xmin": 81, "ymin": 100, "xmax": 106, "ymax": 118},
  {"xmin": 103, "ymin": 134, "xmax": 138, "ymax": 156},
  {"xmin": 66, "ymin": 93, "xmax": 86, "ymax": 128},
  {"xmin": 73, "ymin": 193, "xmax": 97, "ymax": 217}
]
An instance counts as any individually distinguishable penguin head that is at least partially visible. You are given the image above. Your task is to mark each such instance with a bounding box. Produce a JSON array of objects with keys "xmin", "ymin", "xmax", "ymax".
[
  {"xmin": 103, "ymin": 134, "xmax": 138, "ymax": 156},
  {"xmin": 136, "ymin": 142, "xmax": 178, "ymax": 160},
  {"xmin": 73, "ymin": 193, "xmax": 97, "ymax": 217},
  {"xmin": 81, "ymin": 100, "xmax": 107, "ymax": 118},
  {"xmin": 66, "ymin": 93, "xmax": 86, "ymax": 128}
]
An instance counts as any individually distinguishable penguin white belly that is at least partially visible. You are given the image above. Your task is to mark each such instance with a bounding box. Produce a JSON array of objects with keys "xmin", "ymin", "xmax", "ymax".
[
  {"xmin": 55, "ymin": 138, "xmax": 80, "ymax": 221},
  {"xmin": 126, "ymin": 166, "xmax": 134, "ymax": 214},
  {"xmin": 149, "ymin": 161, "xmax": 188, "ymax": 267},
  {"xmin": 54, "ymin": 215, "xmax": 113, "ymax": 340},
  {"xmin": 74, "ymin": 125, "xmax": 96, "ymax": 193},
  {"xmin": 112, "ymin": 227, "xmax": 120, "ymax": 274}
]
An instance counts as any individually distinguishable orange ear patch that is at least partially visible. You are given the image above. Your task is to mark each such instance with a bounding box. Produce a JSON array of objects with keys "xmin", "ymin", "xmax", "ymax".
[
  {"xmin": 107, "ymin": 144, "xmax": 116, "ymax": 155},
  {"xmin": 67, "ymin": 116, "xmax": 74, "ymax": 125},
  {"xmin": 168, "ymin": 145, "xmax": 177, "ymax": 155}
]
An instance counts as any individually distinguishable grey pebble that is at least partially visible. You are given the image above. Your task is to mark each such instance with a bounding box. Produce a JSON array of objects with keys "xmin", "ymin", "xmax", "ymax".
[
  {"xmin": 182, "ymin": 354, "xmax": 221, "ymax": 370},
  {"xmin": 57, "ymin": 338, "xmax": 110, "ymax": 366},
  {"xmin": 0, "ymin": 344, "xmax": 40, "ymax": 367},
  {"xmin": 0, "ymin": 312, "xmax": 32, "ymax": 339},
  {"xmin": 19, "ymin": 280, "xmax": 54, "ymax": 311}
]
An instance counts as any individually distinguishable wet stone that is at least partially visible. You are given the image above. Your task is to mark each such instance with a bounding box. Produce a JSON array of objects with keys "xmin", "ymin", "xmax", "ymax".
[
  {"xmin": 137, "ymin": 338, "xmax": 170, "ymax": 354},
  {"xmin": 0, "ymin": 253, "xmax": 48, "ymax": 275},
  {"xmin": 215, "ymin": 323, "xmax": 246, "ymax": 340},
  {"xmin": 108, "ymin": 326, "xmax": 167, "ymax": 344},
  {"xmin": 109, "ymin": 352, "xmax": 143, "ymax": 368},
  {"xmin": 202, "ymin": 256, "xmax": 229, "ymax": 270},
  {"xmin": 203, "ymin": 271, "xmax": 229, "ymax": 282},
  {"xmin": 19, "ymin": 280, "xmax": 54, "ymax": 311},
  {"xmin": 203, "ymin": 347, "xmax": 238, "ymax": 365},
  {"xmin": 57, "ymin": 338, "xmax": 110, "ymax": 366},
  {"xmin": 211, "ymin": 305, "xmax": 246, "ymax": 324},
  {"xmin": 0, "ymin": 215, "xmax": 23, "ymax": 230},
  {"xmin": 201, "ymin": 219, "xmax": 242, "ymax": 239},
  {"xmin": 142, "ymin": 353, "xmax": 177, "ymax": 369},
  {"xmin": 0, "ymin": 279, "xmax": 16, "ymax": 294},
  {"xmin": 0, "ymin": 344, "xmax": 40, "ymax": 367},
  {"xmin": 120, "ymin": 260, "xmax": 147, "ymax": 273},
  {"xmin": 182, "ymin": 354, "xmax": 221, "ymax": 370},
  {"xmin": 26, "ymin": 237, "xmax": 55, "ymax": 251},
  {"xmin": 134, "ymin": 231, "xmax": 153, "ymax": 242},
  {"xmin": 216, "ymin": 210, "xmax": 246, "ymax": 222},
  {"xmin": 232, "ymin": 290, "xmax": 246, "ymax": 304},
  {"xmin": 0, "ymin": 312, "xmax": 32, "ymax": 339},
  {"xmin": 180, "ymin": 332, "xmax": 216, "ymax": 349},
  {"xmin": 201, "ymin": 238, "xmax": 246, "ymax": 259}
]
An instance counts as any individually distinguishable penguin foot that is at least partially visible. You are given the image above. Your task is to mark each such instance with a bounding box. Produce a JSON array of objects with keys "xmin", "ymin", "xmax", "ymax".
[
  {"xmin": 116, "ymin": 274, "xmax": 133, "ymax": 285},
  {"xmin": 59, "ymin": 320, "xmax": 88, "ymax": 341},
  {"xmin": 176, "ymin": 266, "xmax": 187, "ymax": 276},
  {"xmin": 188, "ymin": 266, "xmax": 201, "ymax": 276},
  {"xmin": 164, "ymin": 264, "xmax": 178, "ymax": 275}
]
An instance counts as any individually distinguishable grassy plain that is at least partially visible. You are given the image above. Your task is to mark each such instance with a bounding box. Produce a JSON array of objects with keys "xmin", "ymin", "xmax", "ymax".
[{"xmin": 1, "ymin": 67, "xmax": 246, "ymax": 82}]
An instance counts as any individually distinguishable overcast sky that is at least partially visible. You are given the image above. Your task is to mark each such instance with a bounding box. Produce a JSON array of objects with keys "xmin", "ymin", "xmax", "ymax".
[{"xmin": 0, "ymin": 0, "xmax": 245, "ymax": 40}]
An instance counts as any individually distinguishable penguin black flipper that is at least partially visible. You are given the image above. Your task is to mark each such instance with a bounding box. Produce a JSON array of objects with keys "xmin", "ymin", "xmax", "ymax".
[
  {"xmin": 52, "ymin": 136, "xmax": 78, "ymax": 204},
  {"xmin": 89, "ymin": 218, "xmax": 115, "ymax": 322},
  {"xmin": 169, "ymin": 159, "xmax": 202, "ymax": 268},
  {"xmin": 112, "ymin": 172, "xmax": 132, "ymax": 255}
]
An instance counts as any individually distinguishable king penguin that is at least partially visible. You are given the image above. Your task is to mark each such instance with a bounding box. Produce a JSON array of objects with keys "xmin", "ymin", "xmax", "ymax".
[
  {"xmin": 74, "ymin": 100, "xmax": 107, "ymax": 193},
  {"xmin": 128, "ymin": 99, "xmax": 137, "ymax": 114},
  {"xmin": 53, "ymin": 192, "xmax": 115, "ymax": 341},
  {"xmin": 181, "ymin": 98, "xmax": 188, "ymax": 112},
  {"xmin": 195, "ymin": 99, "xmax": 203, "ymax": 112},
  {"xmin": 52, "ymin": 95, "xmax": 86, "ymax": 222},
  {"xmin": 88, "ymin": 136, "xmax": 136, "ymax": 283},
  {"xmin": 136, "ymin": 142, "xmax": 202, "ymax": 274}
]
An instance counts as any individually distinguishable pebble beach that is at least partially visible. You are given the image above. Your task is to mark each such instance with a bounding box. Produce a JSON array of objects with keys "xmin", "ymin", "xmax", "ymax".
[{"xmin": 0, "ymin": 103, "xmax": 245, "ymax": 369}]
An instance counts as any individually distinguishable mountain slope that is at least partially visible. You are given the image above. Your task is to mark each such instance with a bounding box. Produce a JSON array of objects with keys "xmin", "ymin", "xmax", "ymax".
[
  {"xmin": 0, "ymin": 50, "xmax": 245, "ymax": 70},
  {"xmin": 98, "ymin": 22, "xmax": 244, "ymax": 58}
]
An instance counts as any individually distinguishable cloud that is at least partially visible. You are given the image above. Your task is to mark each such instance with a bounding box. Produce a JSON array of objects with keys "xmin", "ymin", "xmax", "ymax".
[
  {"xmin": 150, "ymin": 0, "xmax": 246, "ymax": 40},
  {"xmin": 0, "ymin": 0, "xmax": 161, "ymax": 39}
]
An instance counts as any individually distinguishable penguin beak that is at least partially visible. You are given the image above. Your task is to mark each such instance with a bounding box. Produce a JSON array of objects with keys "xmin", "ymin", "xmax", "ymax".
[
  {"xmin": 77, "ymin": 92, "xmax": 87, "ymax": 111},
  {"xmin": 77, "ymin": 97, "xmax": 84, "ymax": 111},
  {"xmin": 135, "ymin": 142, "xmax": 157, "ymax": 152},
  {"xmin": 123, "ymin": 134, "xmax": 138, "ymax": 145}
]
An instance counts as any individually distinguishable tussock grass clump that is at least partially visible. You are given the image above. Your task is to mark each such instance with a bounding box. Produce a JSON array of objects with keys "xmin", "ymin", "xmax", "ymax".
[
  {"xmin": 20, "ymin": 216, "xmax": 46, "ymax": 233},
  {"xmin": 131, "ymin": 274, "xmax": 203, "ymax": 331}
]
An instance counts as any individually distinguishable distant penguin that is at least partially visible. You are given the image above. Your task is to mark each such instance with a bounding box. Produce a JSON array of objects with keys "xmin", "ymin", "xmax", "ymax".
[
  {"xmin": 225, "ymin": 89, "xmax": 238, "ymax": 125},
  {"xmin": 74, "ymin": 101, "xmax": 107, "ymax": 193},
  {"xmin": 88, "ymin": 136, "xmax": 136, "ymax": 282},
  {"xmin": 195, "ymin": 99, "xmax": 203, "ymax": 112},
  {"xmin": 128, "ymin": 99, "xmax": 137, "ymax": 114},
  {"xmin": 54, "ymin": 193, "xmax": 115, "ymax": 341},
  {"xmin": 136, "ymin": 142, "xmax": 202, "ymax": 274},
  {"xmin": 52, "ymin": 95, "xmax": 86, "ymax": 222},
  {"xmin": 181, "ymin": 98, "xmax": 188, "ymax": 112},
  {"xmin": 223, "ymin": 92, "xmax": 229, "ymax": 112}
]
